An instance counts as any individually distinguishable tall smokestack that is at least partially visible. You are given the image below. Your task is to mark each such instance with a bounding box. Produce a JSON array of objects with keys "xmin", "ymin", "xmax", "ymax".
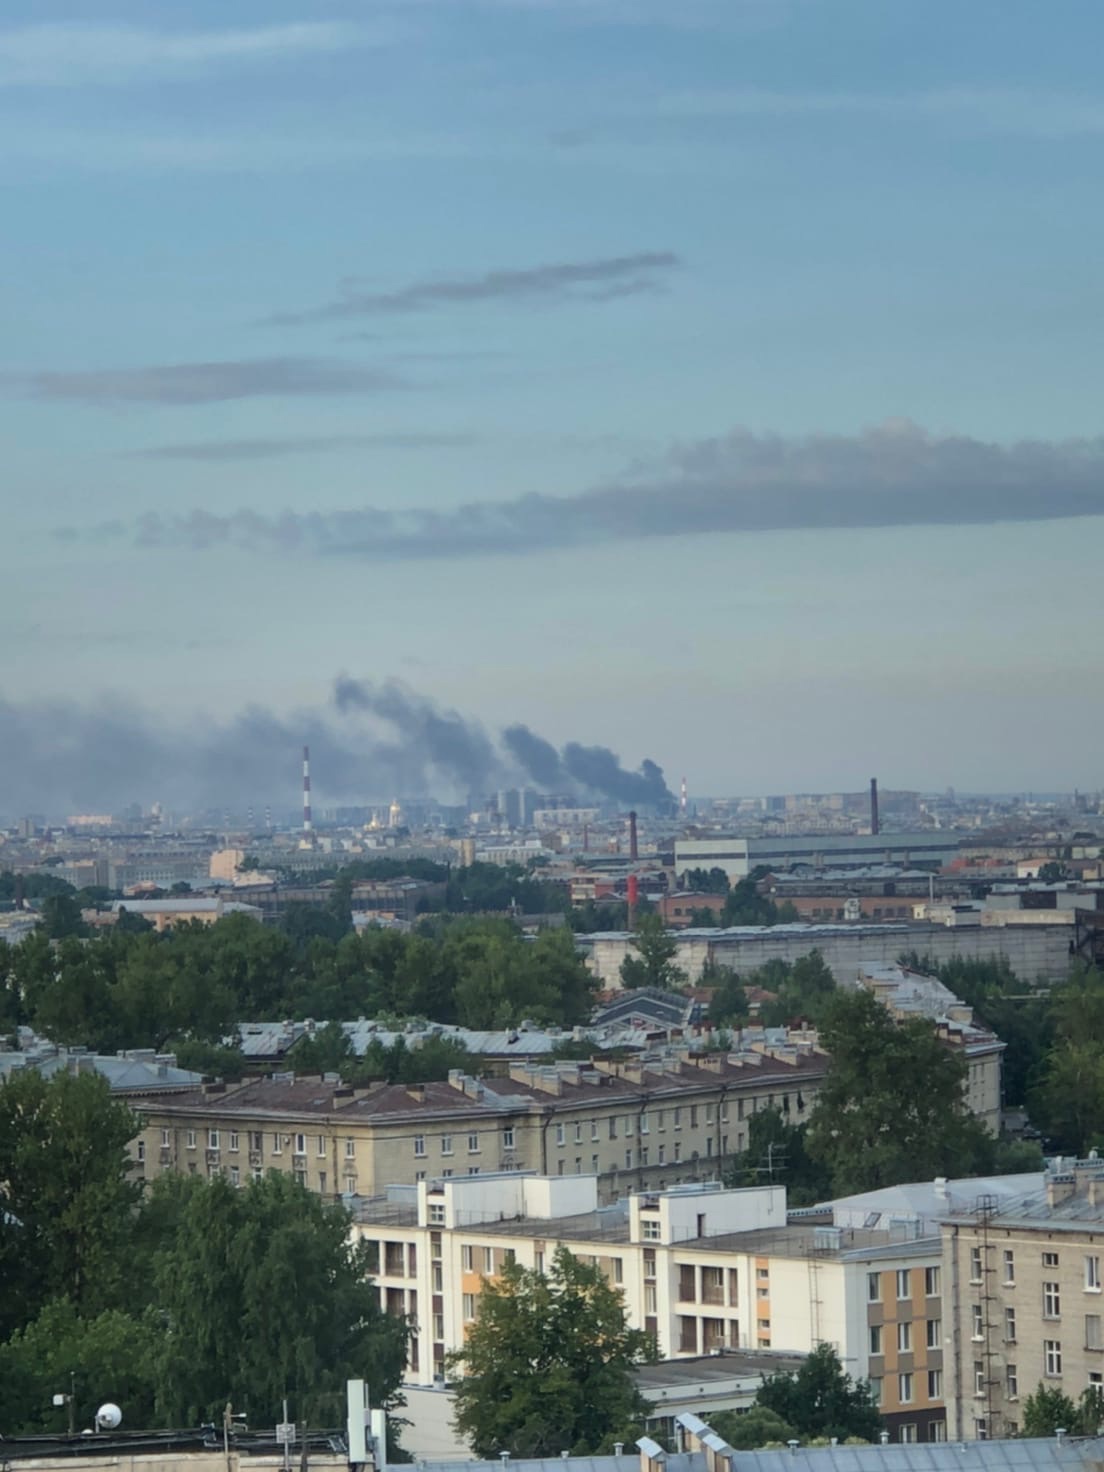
[
  {"xmin": 870, "ymin": 777, "xmax": 879, "ymax": 836},
  {"xmin": 626, "ymin": 873, "xmax": 639, "ymax": 930},
  {"xmin": 680, "ymin": 776, "xmax": 687, "ymax": 815},
  {"xmin": 628, "ymin": 810, "xmax": 639, "ymax": 862},
  {"xmin": 303, "ymin": 745, "xmax": 313, "ymax": 842}
]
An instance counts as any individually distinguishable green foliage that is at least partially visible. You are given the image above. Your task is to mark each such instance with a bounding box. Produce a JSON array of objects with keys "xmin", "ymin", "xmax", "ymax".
[
  {"xmin": 619, "ymin": 914, "xmax": 686, "ymax": 991},
  {"xmin": 704, "ymin": 962, "xmax": 749, "ymax": 1025},
  {"xmin": 1029, "ymin": 965, "xmax": 1104, "ymax": 1154},
  {"xmin": 351, "ymin": 1032, "xmax": 477, "ymax": 1085},
  {"xmin": 755, "ymin": 1343, "xmax": 881, "ymax": 1443},
  {"xmin": 755, "ymin": 951, "xmax": 836, "ymax": 1027},
  {"xmin": 0, "ymin": 1300, "xmax": 160, "ymax": 1434},
  {"xmin": 1021, "ymin": 1383, "xmax": 1078, "ymax": 1437},
  {"xmin": 40, "ymin": 892, "xmax": 87, "ymax": 939},
  {"xmin": 149, "ymin": 1172, "xmax": 407, "ymax": 1426},
  {"xmin": 172, "ymin": 1039, "xmax": 250, "ymax": 1080},
  {"xmin": 431, "ymin": 863, "xmax": 566, "ymax": 917},
  {"xmin": 450, "ymin": 1247, "xmax": 654, "ymax": 1458},
  {"xmin": 291, "ymin": 1019, "xmax": 355, "ymax": 1073},
  {"xmin": 806, "ymin": 989, "xmax": 994, "ymax": 1194},
  {"xmin": 569, "ymin": 900, "xmax": 629, "ymax": 933},
  {"xmin": 724, "ymin": 1107, "xmax": 830, "ymax": 1206},
  {"xmin": 0, "ymin": 869, "xmax": 76, "ymax": 901},
  {"xmin": 682, "ymin": 868, "xmax": 730, "ymax": 895},
  {"xmin": 0, "ymin": 1070, "xmax": 142, "ymax": 1339},
  {"xmin": 709, "ymin": 1407, "xmax": 797, "ymax": 1450},
  {"xmin": 720, "ymin": 869, "xmax": 782, "ymax": 927},
  {"xmin": 1037, "ymin": 861, "xmax": 1070, "ymax": 884}
]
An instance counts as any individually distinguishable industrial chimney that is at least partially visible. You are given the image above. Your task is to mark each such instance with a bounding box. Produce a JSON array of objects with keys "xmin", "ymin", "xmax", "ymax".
[
  {"xmin": 303, "ymin": 745, "xmax": 314, "ymax": 843},
  {"xmin": 628, "ymin": 810, "xmax": 639, "ymax": 861},
  {"xmin": 870, "ymin": 777, "xmax": 879, "ymax": 836},
  {"xmin": 680, "ymin": 776, "xmax": 687, "ymax": 815}
]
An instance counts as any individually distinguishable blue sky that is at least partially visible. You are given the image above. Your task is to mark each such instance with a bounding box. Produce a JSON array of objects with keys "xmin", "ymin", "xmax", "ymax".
[{"xmin": 2, "ymin": 0, "xmax": 1103, "ymax": 810}]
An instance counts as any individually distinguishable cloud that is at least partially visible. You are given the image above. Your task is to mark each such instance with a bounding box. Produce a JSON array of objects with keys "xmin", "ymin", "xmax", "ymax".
[
  {"xmin": 0, "ymin": 22, "xmax": 377, "ymax": 87},
  {"xmin": 266, "ymin": 251, "xmax": 680, "ymax": 325},
  {"xmin": 73, "ymin": 421, "xmax": 1104, "ymax": 557},
  {"xmin": 12, "ymin": 357, "xmax": 406, "ymax": 406},
  {"xmin": 656, "ymin": 87, "xmax": 1104, "ymax": 140},
  {"xmin": 125, "ymin": 432, "xmax": 477, "ymax": 462}
]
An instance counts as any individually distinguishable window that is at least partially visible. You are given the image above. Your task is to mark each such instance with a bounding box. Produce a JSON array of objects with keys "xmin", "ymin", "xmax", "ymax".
[
  {"xmin": 690, "ymin": 1105, "xmax": 698, "ymax": 1127},
  {"xmin": 1088, "ymin": 1256, "xmax": 1102, "ymax": 1292},
  {"xmin": 657, "ymin": 1145, "xmax": 666, "ymax": 1165},
  {"xmin": 161, "ymin": 1128, "xmax": 171, "ymax": 1147},
  {"xmin": 591, "ymin": 1120, "xmax": 599, "ymax": 1141},
  {"xmin": 428, "ymin": 1202, "xmax": 445, "ymax": 1225},
  {"xmin": 1044, "ymin": 1281, "xmax": 1062, "ymax": 1319},
  {"xmin": 208, "ymin": 1129, "xmax": 220, "ymax": 1150},
  {"xmin": 293, "ymin": 1169, "xmax": 306, "ymax": 1187},
  {"xmin": 869, "ymin": 1379, "xmax": 882, "ymax": 1408},
  {"xmin": 591, "ymin": 1154, "xmax": 599, "ymax": 1172},
  {"xmin": 468, "ymin": 1132, "xmax": 480, "ymax": 1154},
  {"xmin": 469, "ymin": 1166, "xmax": 480, "ymax": 1176},
  {"xmin": 674, "ymin": 1142, "xmax": 682, "ymax": 1162},
  {"xmin": 609, "ymin": 1117, "xmax": 617, "ymax": 1139},
  {"xmin": 1003, "ymin": 1249, "xmax": 1015, "ymax": 1285},
  {"xmin": 927, "ymin": 1318, "xmax": 942, "ymax": 1349},
  {"xmin": 642, "ymin": 1219, "xmax": 661, "ymax": 1241},
  {"xmin": 897, "ymin": 1269, "xmax": 911, "ymax": 1299},
  {"xmin": 503, "ymin": 1126, "xmax": 515, "ymax": 1149},
  {"xmin": 867, "ymin": 1273, "xmax": 882, "ymax": 1303},
  {"xmin": 556, "ymin": 1123, "xmax": 566, "ymax": 1146},
  {"xmin": 640, "ymin": 1113, "xmax": 650, "ymax": 1135},
  {"xmin": 643, "ymin": 1250, "xmax": 656, "ymax": 1280},
  {"xmin": 317, "ymin": 1134, "xmax": 326, "ymax": 1156},
  {"xmin": 1004, "ymin": 1306, "xmax": 1017, "ymax": 1342},
  {"xmin": 640, "ymin": 1146, "xmax": 649, "ymax": 1167},
  {"xmin": 674, "ymin": 1108, "xmax": 682, "ymax": 1130},
  {"xmin": 229, "ymin": 1131, "xmax": 239, "ymax": 1153},
  {"xmin": 625, "ymin": 1116, "xmax": 634, "ymax": 1138},
  {"xmin": 898, "ymin": 1321, "xmax": 912, "ymax": 1353},
  {"xmin": 869, "ymin": 1325, "xmax": 883, "ymax": 1356},
  {"xmin": 186, "ymin": 1129, "xmax": 197, "ymax": 1150},
  {"xmin": 1087, "ymin": 1314, "xmax": 1103, "ymax": 1350},
  {"xmin": 136, "ymin": 1139, "xmax": 146, "ymax": 1163},
  {"xmin": 974, "ymin": 1362, "xmax": 986, "ymax": 1398},
  {"xmin": 1006, "ymin": 1364, "xmax": 1018, "ymax": 1399},
  {"xmin": 970, "ymin": 1247, "xmax": 983, "ymax": 1283},
  {"xmin": 574, "ymin": 1122, "xmax": 583, "ymax": 1144},
  {"xmin": 1044, "ymin": 1251, "xmax": 1060, "ymax": 1268},
  {"xmin": 433, "ymin": 1313, "xmax": 445, "ymax": 1340},
  {"xmin": 899, "ymin": 1373, "xmax": 913, "ymax": 1405},
  {"xmin": 272, "ymin": 1133, "xmax": 282, "ymax": 1155},
  {"xmin": 657, "ymin": 1111, "xmax": 666, "ymax": 1132},
  {"xmin": 230, "ymin": 1166, "xmax": 240, "ymax": 1186},
  {"xmin": 482, "ymin": 1247, "xmax": 494, "ymax": 1273},
  {"xmin": 250, "ymin": 1131, "xmax": 263, "ymax": 1152},
  {"xmin": 971, "ymin": 1303, "xmax": 984, "ymax": 1340},
  {"xmin": 625, "ymin": 1149, "xmax": 633, "ymax": 1170},
  {"xmin": 345, "ymin": 1137, "xmax": 355, "ymax": 1158},
  {"xmin": 463, "ymin": 1294, "xmax": 476, "ymax": 1321},
  {"xmin": 1045, "ymin": 1339, "xmax": 1063, "ymax": 1377},
  {"xmin": 294, "ymin": 1133, "xmax": 306, "ymax": 1155},
  {"xmin": 441, "ymin": 1133, "xmax": 453, "ymax": 1155},
  {"xmin": 462, "ymin": 1245, "xmax": 473, "ymax": 1271},
  {"xmin": 414, "ymin": 1135, "xmax": 426, "ymax": 1158},
  {"xmin": 613, "ymin": 1257, "xmax": 623, "ymax": 1284},
  {"xmin": 925, "ymin": 1266, "xmax": 941, "ymax": 1296},
  {"xmin": 535, "ymin": 1251, "xmax": 544, "ymax": 1274},
  {"xmin": 928, "ymin": 1369, "xmax": 943, "ymax": 1399}
]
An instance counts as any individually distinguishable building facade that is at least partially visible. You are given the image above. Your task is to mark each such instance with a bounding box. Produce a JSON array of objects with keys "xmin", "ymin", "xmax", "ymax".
[{"xmin": 942, "ymin": 1159, "xmax": 1104, "ymax": 1440}]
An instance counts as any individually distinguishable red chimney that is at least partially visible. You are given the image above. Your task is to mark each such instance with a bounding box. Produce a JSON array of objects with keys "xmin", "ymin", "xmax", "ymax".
[{"xmin": 626, "ymin": 873, "xmax": 639, "ymax": 929}]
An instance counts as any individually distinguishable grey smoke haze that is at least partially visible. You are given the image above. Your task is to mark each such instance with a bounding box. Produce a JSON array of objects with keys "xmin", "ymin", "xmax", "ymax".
[
  {"xmin": 502, "ymin": 724, "xmax": 567, "ymax": 788},
  {"xmin": 127, "ymin": 432, "xmax": 476, "ymax": 462},
  {"xmin": 0, "ymin": 680, "xmax": 671, "ymax": 815},
  {"xmin": 266, "ymin": 251, "xmax": 680, "ymax": 325},
  {"xmin": 12, "ymin": 356, "xmax": 405, "ymax": 406},
  {"xmin": 72, "ymin": 421, "xmax": 1104, "ymax": 557}
]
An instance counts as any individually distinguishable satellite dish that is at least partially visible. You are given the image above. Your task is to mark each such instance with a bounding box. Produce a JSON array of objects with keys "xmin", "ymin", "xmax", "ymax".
[{"xmin": 96, "ymin": 1404, "xmax": 122, "ymax": 1430}]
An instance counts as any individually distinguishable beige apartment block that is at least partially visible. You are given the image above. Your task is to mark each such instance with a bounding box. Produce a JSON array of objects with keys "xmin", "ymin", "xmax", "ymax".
[
  {"xmin": 942, "ymin": 1158, "xmax": 1104, "ymax": 1440},
  {"xmin": 128, "ymin": 1049, "xmax": 827, "ymax": 1204},
  {"xmin": 351, "ymin": 1173, "xmax": 947, "ymax": 1443}
]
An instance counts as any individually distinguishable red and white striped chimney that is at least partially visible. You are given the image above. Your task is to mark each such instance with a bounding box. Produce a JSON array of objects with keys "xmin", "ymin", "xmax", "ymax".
[{"xmin": 303, "ymin": 745, "xmax": 313, "ymax": 839}]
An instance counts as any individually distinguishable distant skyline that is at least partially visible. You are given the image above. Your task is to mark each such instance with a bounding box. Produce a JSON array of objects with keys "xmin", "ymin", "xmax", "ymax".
[{"xmin": 2, "ymin": 0, "xmax": 1103, "ymax": 808}]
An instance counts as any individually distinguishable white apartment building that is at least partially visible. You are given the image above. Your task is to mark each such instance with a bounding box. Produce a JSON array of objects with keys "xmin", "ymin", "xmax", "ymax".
[{"xmin": 352, "ymin": 1173, "xmax": 947, "ymax": 1442}]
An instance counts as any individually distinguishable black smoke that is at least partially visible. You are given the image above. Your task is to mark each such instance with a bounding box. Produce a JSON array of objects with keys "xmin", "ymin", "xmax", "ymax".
[
  {"xmin": 562, "ymin": 742, "xmax": 672, "ymax": 807},
  {"xmin": 501, "ymin": 724, "xmax": 567, "ymax": 788}
]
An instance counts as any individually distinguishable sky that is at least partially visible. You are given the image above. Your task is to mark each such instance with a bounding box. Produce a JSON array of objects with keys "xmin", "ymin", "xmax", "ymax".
[{"xmin": 2, "ymin": 0, "xmax": 1103, "ymax": 812}]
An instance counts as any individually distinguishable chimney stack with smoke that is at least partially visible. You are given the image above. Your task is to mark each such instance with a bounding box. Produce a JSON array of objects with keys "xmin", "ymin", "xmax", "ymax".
[
  {"xmin": 628, "ymin": 810, "xmax": 639, "ymax": 862},
  {"xmin": 870, "ymin": 777, "xmax": 879, "ymax": 836},
  {"xmin": 302, "ymin": 745, "xmax": 314, "ymax": 845}
]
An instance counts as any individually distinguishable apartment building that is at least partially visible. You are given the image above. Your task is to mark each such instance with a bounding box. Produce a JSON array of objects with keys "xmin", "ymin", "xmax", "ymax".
[
  {"xmin": 127, "ymin": 1047, "xmax": 827, "ymax": 1204},
  {"xmin": 942, "ymin": 1158, "xmax": 1104, "ymax": 1440},
  {"xmin": 351, "ymin": 1173, "xmax": 947, "ymax": 1442}
]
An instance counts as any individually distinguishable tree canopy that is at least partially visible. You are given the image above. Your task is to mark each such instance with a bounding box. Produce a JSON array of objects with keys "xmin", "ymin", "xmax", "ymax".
[
  {"xmin": 755, "ymin": 1343, "xmax": 881, "ymax": 1443},
  {"xmin": 450, "ymin": 1247, "xmax": 654, "ymax": 1458},
  {"xmin": 619, "ymin": 914, "xmax": 686, "ymax": 991},
  {"xmin": 806, "ymin": 988, "xmax": 993, "ymax": 1195}
]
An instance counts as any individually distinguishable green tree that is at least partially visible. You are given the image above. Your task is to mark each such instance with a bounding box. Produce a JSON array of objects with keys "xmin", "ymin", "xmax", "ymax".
[
  {"xmin": 756, "ymin": 1343, "xmax": 881, "ymax": 1443},
  {"xmin": 1021, "ymin": 1383, "xmax": 1078, "ymax": 1437},
  {"xmin": 0, "ymin": 1299, "xmax": 160, "ymax": 1434},
  {"xmin": 150, "ymin": 1172, "xmax": 407, "ymax": 1427},
  {"xmin": 709, "ymin": 1406, "xmax": 798, "ymax": 1450},
  {"xmin": 705, "ymin": 963, "xmax": 749, "ymax": 1026},
  {"xmin": 619, "ymin": 914, "xmax": 686, "ymax": 991},
  {"xmin": 40, "ymin": 892, "xmax": 87, "ymax": 940},
  {"xmin": 1037, "ymin": 861, "xmax": 1070, "ymax": 884},
  {"xmin": 450, "ymin": 1247, "xmax": 654, "ymax": 1457},
  {"xmin": 292, "ymin": 1020, "xmax": 355, "ymax": 1074},
  {"xmin": 172, "ymin": 1039, "xmax": 249, "ymax": 1081},
  {"xmin": 724, "ymin": 1107, "xmax": 830, "ymax": 1206},
  {"xmin": 682, "ymin": 868, "xmax": 730, "ymax": 895},
  {"xmin": 0, "ymin": 1070, "xmax": 142, "ymax": 1338},
  {"xmin": 720, "ymin": 869, "xmax": 780, "ymax": 927},
  {"xmin": 756, "ymin": 951, "xmax": 836, "ymax": 1027},
  {"xmin": 1030, "ymin": 965, "xmax": 1104, "ymax": 1153},
  {"xmin": 806, "ymin": 989, "xmax": 993, "ymax": 1194}
]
